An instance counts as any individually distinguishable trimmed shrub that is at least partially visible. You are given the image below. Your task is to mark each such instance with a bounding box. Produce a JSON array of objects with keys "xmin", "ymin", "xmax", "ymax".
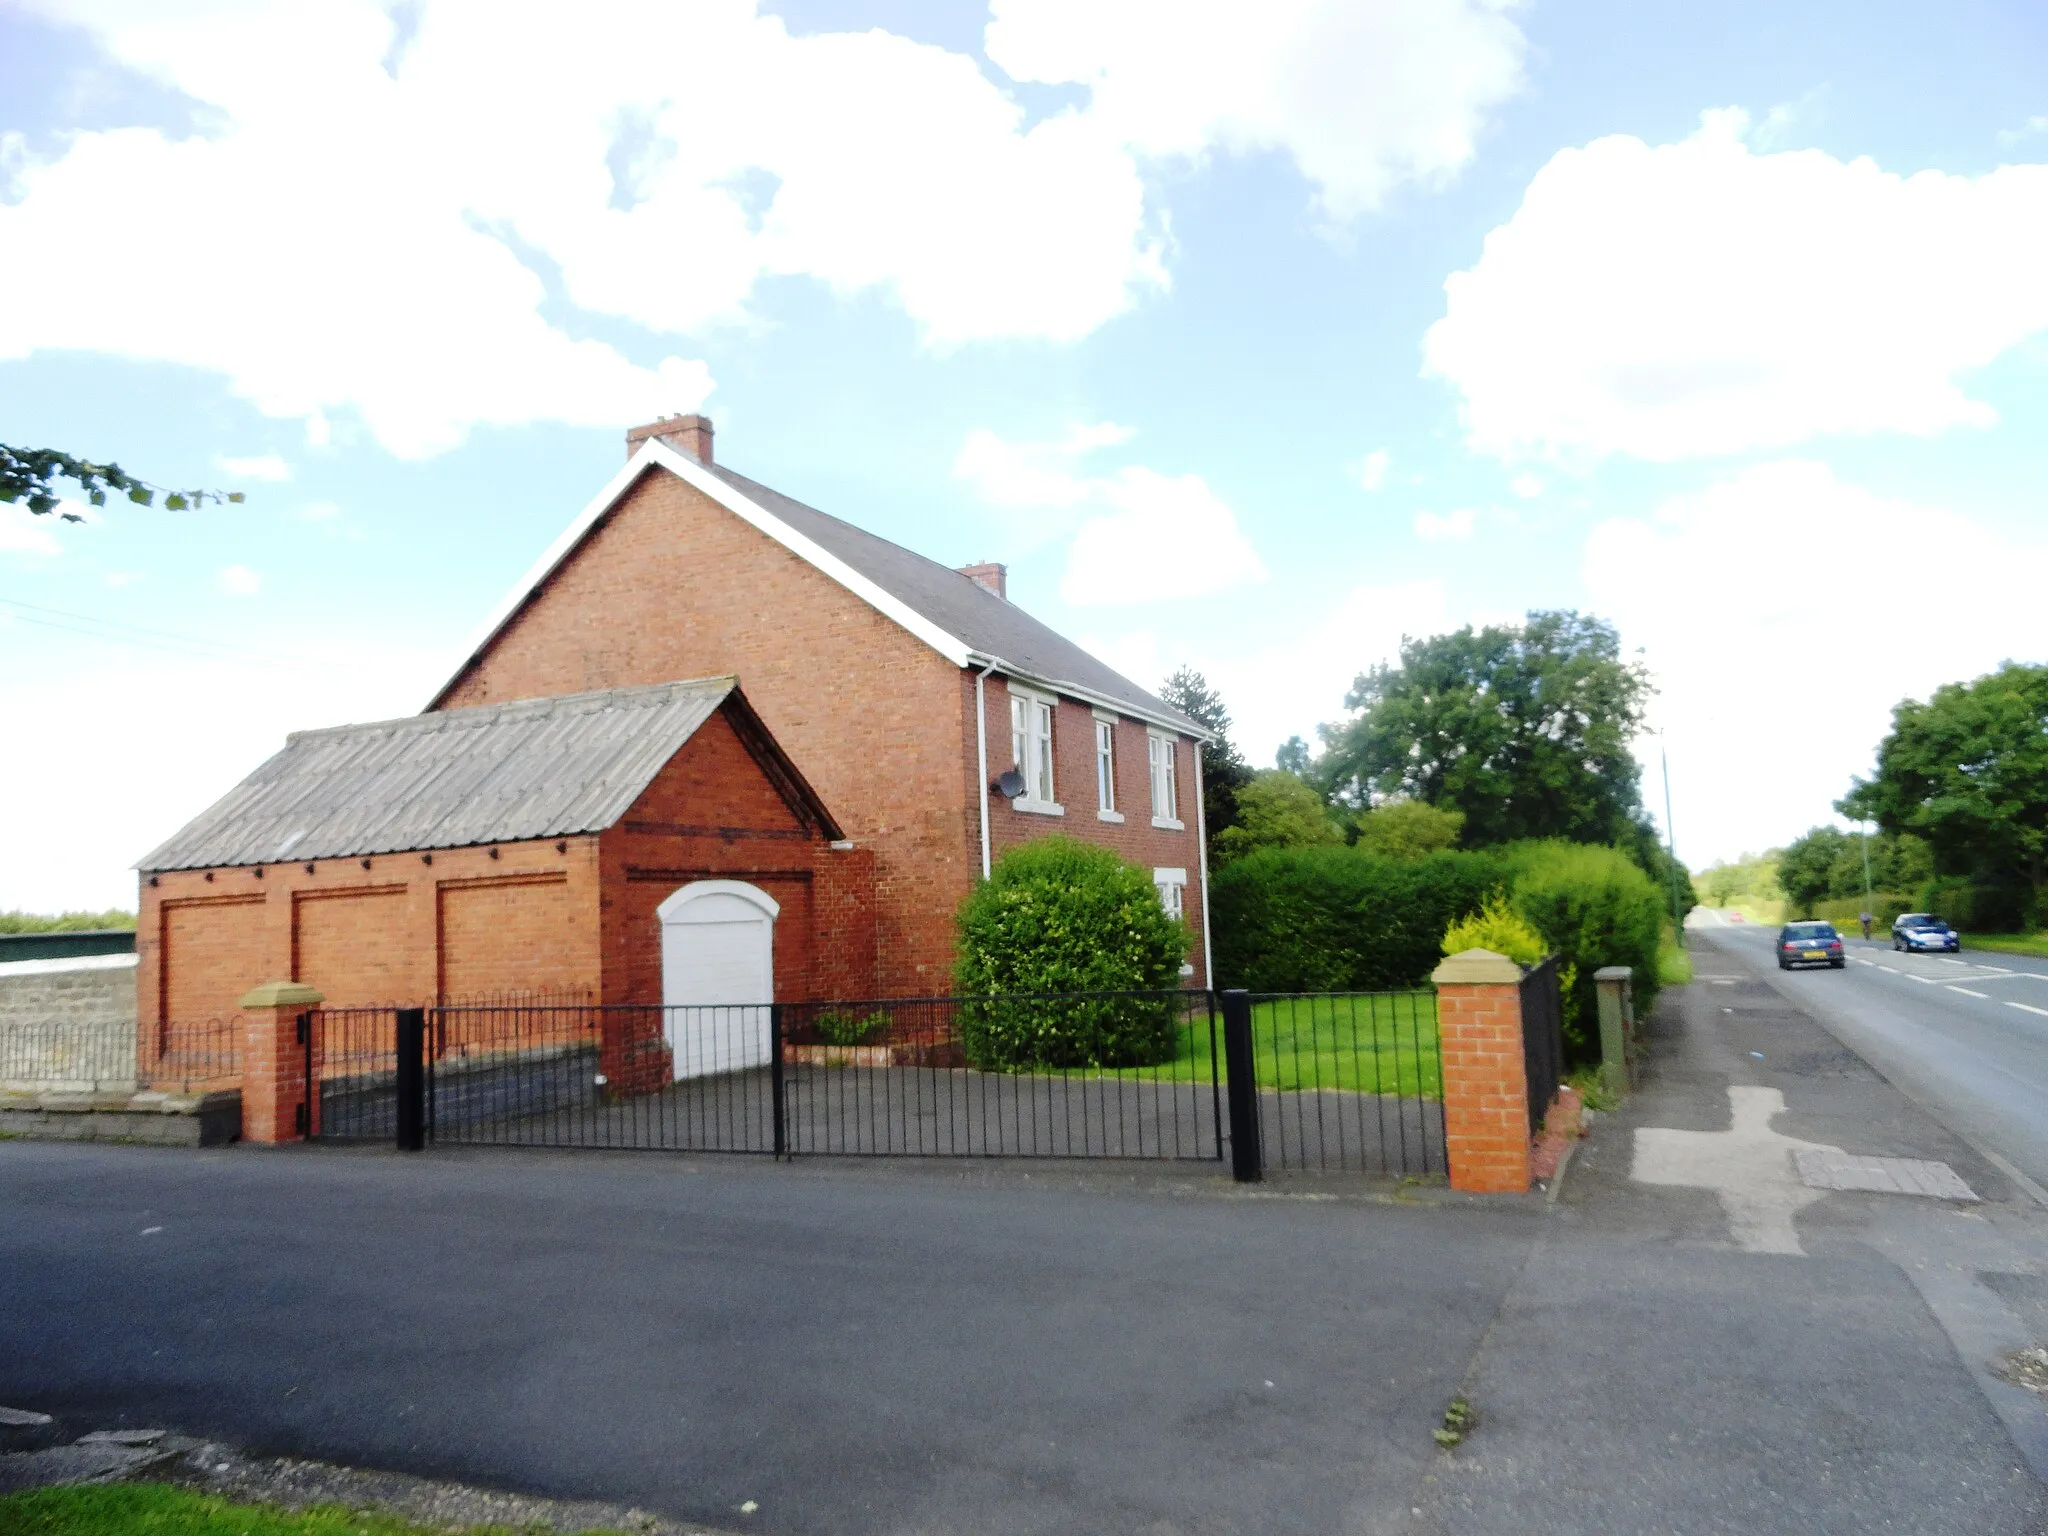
[
  {"xmin": 814, "ymin": 1008, "xmax": 889, "ymax": 1047},
  {"xmin": 1504, "ymin": 841, "xmax": 1664, "ymax": 1058},
  {"xmin": 1441, "ymin": 893, "xmax": 1546, "ymax": 967},
  {"xmin": 1916, "ymin": 877, "xmax": 2036, "ymax": 934},
  {"xmin": 954, "ymin": 837, "xmax": 1190, "ymax": 1069},
  {"xmin": 1210, "ymin": 846, "xmax": 1508, "ymax": 991}
]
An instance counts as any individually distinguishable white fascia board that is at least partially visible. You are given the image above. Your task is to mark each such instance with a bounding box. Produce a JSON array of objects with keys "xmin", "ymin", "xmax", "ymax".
[
  {"xmin": 426, "ymin": 441, "xmax": 972, "ymax": 708},
  {"xmin": 966, "ymin": 652, "xmax": 1214, "ymax": 744}
]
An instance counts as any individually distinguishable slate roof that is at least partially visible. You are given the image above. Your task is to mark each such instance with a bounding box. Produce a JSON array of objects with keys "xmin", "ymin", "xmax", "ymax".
[
  {"xmin": 138, "ymin": 678, "xmax": 793, "ymax": 872},
  {"xmin": 699, "ymin": 462, "xmax": 1200, "ymax": 733}
]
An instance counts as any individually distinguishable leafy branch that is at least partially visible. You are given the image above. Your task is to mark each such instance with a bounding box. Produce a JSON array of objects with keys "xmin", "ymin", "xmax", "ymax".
[{"xmin": 1, "ymin": 443, "xmax": 245, "ymax": 519}]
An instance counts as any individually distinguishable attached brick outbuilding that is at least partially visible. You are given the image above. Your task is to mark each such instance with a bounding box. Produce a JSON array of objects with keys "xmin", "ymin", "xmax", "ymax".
[{"xmin": 135, "ymin": 679, "xmax": 874, "ymax": 1032}]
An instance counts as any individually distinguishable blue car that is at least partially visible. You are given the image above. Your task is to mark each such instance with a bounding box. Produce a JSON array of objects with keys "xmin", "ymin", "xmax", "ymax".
[
  {"xmin": 1779, "ymin": 921, "xmax": 1845, "ymax": 970},
  {"xmin": 1892, "ymin": 914, "xmax": 1961, "ymax": 953}
]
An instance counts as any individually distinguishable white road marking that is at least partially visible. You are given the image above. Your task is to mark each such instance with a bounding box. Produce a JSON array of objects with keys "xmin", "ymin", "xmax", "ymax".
[
  {"xmin": 1633, "ymin": 1086, "xmax": 1837, "ymax": 1256},
  {"xmin": 1877, "ymin": 965, "xmax": 1899, "ymax": 973},
  {"xmin": 2007, "ymin": 1002, "xmax": 2048, "ymax": 1020},
  {"xmin": 1852, "ymin": 957, "xmax": 1877, "ymax": 967},
  {"xmin": 1949, "ymin": 987, "xmax": 1989, "ymax": 999},
  {"xmin": 1906, "ymin": 974, "xmax": 1941, "ymax": 985}
]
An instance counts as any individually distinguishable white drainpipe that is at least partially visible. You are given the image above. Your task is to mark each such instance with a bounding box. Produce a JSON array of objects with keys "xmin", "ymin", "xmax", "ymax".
[
  {"xmin": 1194, "ymin": 741, "xmax": 1214, "ymax": 989},
  {"xmin": 974, "ymin": 661, "xmax": 998, "ymax": 879}
]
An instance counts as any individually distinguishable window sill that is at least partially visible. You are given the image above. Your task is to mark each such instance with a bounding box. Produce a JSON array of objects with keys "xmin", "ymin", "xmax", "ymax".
[
  {"xmin": 1012, "ymin": 798, "xmax": 1065, "ymax": 817},
  {"xmin": 1151, "ymin": 816, "xmax": 1185, "ymax": 831},
  {"xmin": 1096, "ymin": 809, "xmax": 1125, "ymax": 824}
]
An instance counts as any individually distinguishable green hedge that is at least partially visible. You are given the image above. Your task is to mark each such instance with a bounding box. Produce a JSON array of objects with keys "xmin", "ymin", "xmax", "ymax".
[
  {"xmin": 955, "ymin": 836, "xmax": 1189, "ymax": 1069},
  {"xmin": 1212, "ymin": 839, "xmax": 1667, "ymax": 1065},
  {"xmin": 1210, "ymin": 846, "xmax": 1508, "ymax": 991},
  {"xmin": 1807, "ymin": 893, "xmax": 1915, "ymax": 929},
  {"xmin": 1916, "ymin": 878, "xmax": 2037, "ymax": 934},
  {"xmin": 1502, "ymin": 842, "xmax": 1665, "ymax": 1053}
]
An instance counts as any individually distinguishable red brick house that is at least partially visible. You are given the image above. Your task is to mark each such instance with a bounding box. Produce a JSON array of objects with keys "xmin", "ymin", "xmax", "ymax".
[
  {"xmin": 136, "ymin": 679, "xmax": 875, "ymax": 1035},
  {"xmin": 426, "ymin": 415, "xmax": 1213, "ymax": 996}
]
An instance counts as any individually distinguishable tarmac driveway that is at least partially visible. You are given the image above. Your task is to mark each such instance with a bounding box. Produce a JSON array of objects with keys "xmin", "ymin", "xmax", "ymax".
[{"xmin": 0, "ymin": 1144, "xmax": 1540, "ymax": 1535}]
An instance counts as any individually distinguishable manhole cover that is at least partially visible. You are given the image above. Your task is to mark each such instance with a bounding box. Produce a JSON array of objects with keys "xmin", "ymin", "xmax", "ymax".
[{"xmin": 1792, "ymin": 1149, "xmax": 1978, "ymax": 1200}]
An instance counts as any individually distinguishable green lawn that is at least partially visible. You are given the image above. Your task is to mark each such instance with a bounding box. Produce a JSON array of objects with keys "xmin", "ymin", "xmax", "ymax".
[
  {"xmin": 1109, "ymin": 993, "xmax": 1441, "ymax": 1099},
  {"xmin": 0, "ymin": 1485, "xmax": 619, "ymax": 1536},
  {"xmin": 1966, "ymin": 933, "xmax": 2048, "ymax": 960}
]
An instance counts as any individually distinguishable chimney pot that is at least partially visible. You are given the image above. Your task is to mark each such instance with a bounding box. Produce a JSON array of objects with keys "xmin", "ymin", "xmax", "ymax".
[
  {"xmin": 626, "ymin": 414, "xmax": 714, "ymax": 464},
  {"xmin": 959, "ymin": 562, "xmax": 1007, "ymax": 600}
]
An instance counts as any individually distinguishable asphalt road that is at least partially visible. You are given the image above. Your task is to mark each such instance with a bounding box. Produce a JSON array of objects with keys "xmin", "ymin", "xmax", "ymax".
[
  {"xmin": 0, "ymin": 1144, "xmax": 1540, "ymax": 1536},
  {"xmin": 1694, "ymin": 915, "xmax": 2048, "ymax": 1193}
]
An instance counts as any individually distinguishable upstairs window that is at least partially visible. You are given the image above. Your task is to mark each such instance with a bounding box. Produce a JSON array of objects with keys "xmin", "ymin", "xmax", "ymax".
[
  {"xmin": 1010, "ymin": 689, "xmax": 1056, "ymax": 810},
  {"xmin": 1148, "ymin": 733, "xmax": 1180, "ymax": 827},
  {"xmin": 1095, "ymin": 718, "xmax": 1117, "ymax": 814},
  {"xmin": 1154, "ymin": 867, "xmax": 1187, "ymax": 922}
]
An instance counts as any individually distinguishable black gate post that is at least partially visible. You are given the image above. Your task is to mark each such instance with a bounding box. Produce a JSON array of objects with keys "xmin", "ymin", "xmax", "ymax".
[
  {"xmin": 1221, "ymin": 989, "xmax": 1262, "ymax": 1183},
  {"xmin": 394, "ymin": 1007, "xmax": 426, "ymax": 1152},
  {"xmin": 769, "ymin": 1003, "xmax": 787, "ymax": 1160},
  {"xmin": 297, "ymin": 1011, "xmax": 313, "ymax": 1140}
]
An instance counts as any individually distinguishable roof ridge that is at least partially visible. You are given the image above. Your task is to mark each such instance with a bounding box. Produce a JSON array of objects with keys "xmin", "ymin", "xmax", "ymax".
[{"xmin": 287, "ymin": 676, "xmax": 738, "ymax": 746}]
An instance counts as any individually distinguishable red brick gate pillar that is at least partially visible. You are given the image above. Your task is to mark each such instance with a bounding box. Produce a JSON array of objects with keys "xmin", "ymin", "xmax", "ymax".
[
  {"xmin": 1432, "ymin": 949, "xmax": 1532, "ymax": 1194},
  {"xmin": 237, "ymin": 981, "xmax": 325, "ymax": 1143}
]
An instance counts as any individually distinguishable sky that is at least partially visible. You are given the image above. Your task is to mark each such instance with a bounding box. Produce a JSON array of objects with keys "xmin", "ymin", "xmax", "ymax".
[{"xmin": 3, "ymin": 0, "xmax": 2047, "ymax": 913}]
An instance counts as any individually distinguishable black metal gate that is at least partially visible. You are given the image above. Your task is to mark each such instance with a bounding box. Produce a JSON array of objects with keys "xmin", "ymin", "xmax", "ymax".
[
  {"xmin": 301, "ymin": 988, "xmax": 1447, "ymax": 1180},
  {"xmin": 1518, "ymin": 956, "xmax": 1565, "ymax": 1133}
]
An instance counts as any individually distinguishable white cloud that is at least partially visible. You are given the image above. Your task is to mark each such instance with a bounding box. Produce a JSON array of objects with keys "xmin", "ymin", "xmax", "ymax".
[
  {"xmin": 1508, "ymin": 472, "xmax": 1543, "ymax": 499},
  {"xmin": 955, "ymin": 423, "xmax": 1266, "ymax": 605},
  {"xmin": 217, "ymin": 453, "xmax": 292, "ymax": 482},
  {"xmin": 1997, "ymin": 115, "xmax": 2048, "ymax": 148},
  {"xmin": 2, "ymin": 1, "xmax": 1528, "ymax": 457},
  {"xmin": 1354, "ymin": 449, "xmax": 1391, "ymax": 491},
  {"xmin": 1413, "ymin": 507, "xmax": 1477, "ymax": 541},
  {"xmin": 1425, "ymin": 109, "xmax": 2048, "ymax": 463},
  {"xmin": 986, "ymin": 0, "xmax": 1529, "ymax": 220},
  {"xmin": 215, "ymin": 563, "xmax": 261, "ymax": 596},
  {"xmin": 1583, "ymin": 460, "xmax": 2048, "ymax": 866},
  {"xmin": 1, "ymin": 507, "xmax": 64, "ymax": 556},
  {"xmin": 298, "ymin": 501, "xmax": 343, "ymax": 522}
]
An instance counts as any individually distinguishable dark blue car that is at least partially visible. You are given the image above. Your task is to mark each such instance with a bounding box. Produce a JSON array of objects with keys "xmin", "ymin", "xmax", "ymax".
[{"xmin": 1778, "ymin": 921, "xmax": 1845, "ymax": 970}]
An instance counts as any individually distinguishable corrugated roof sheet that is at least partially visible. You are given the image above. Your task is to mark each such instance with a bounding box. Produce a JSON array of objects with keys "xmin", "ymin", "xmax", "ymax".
[
  {"xmin": 701, "ymin": 462, "xmax": 1201, "ymax": 733},
  {"xmin": 139, "ymin": 678, "xmax": 736, "ymax": 872}
]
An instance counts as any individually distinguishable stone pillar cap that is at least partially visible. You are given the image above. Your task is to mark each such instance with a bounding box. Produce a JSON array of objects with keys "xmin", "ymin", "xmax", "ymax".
[
  {"xmin": 1431, "ymin": 948, "xmax": 1523, "ymax": 985},
  {"xmin": 237, "ymin": 981, "xmax": 325, "ymax": 1009},
  {"xmin": 1594, "ymin": 966, "xmax": 1635, "ymax": 982}
]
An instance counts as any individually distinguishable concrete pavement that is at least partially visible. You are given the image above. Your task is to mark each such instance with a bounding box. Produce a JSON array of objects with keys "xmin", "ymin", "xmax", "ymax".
[{"xmin": 1418, "ymin": 930, "xmax": 2048, "ymax": 1534}]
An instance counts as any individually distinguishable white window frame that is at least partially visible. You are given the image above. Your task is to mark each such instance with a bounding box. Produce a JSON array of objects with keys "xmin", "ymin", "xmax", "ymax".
[
  {"xmin": 1148, "ymin": 730, "xmax": 1183, "ymax": 829},
  {"xmin": 1008, "ymin": 683, "xmax": 1062, "ymax": 816},
  {"xmin": 1092, "ymin": 709, "xmax": 1123, "ymax": 822},
  {"xmin": 1153, "ymin": 866, "xmax": 1187, "ymax": 923}
]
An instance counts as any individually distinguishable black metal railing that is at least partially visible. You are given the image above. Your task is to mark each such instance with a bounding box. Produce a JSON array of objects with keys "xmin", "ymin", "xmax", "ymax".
[
  {"xmin": 296, "ymin": 986, "xmax": 1447, "ymax": 1181},
  {"xmin": 2, "ymin": 1015, "xmax": 241, "ymax": 1095},
  {"xmin": 1241, "ymin": 990, "xmax": 1444, "ymax": 1176},
  {"xmin": 1518, "ymin": 956, "xmax": 1565, "ymax": 1133}
]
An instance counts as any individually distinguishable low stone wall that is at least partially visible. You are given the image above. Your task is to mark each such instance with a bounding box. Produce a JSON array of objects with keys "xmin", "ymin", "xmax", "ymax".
[
  {"xmin": 0, "ymin": 1088, "xmax": 241, "ymax": 1147},
  {"xmin": 0, "ymin": 957, "xmax": 140, "ymax": 1091}
]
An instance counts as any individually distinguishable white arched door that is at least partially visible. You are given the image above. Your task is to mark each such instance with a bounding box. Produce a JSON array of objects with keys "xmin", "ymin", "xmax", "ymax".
[{"xmin": 658, "ymin": 881, "xmax": 778, "ymax": 1079}]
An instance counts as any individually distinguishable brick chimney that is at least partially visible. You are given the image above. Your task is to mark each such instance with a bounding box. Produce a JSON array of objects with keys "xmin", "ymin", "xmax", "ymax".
[
  {"xmin": 958, "ymin": 562, "xmax": 1006, "ymax": 600},
  {"xmin": 626, "ymin": 414, "xmax": 713, "ymax": 464}
]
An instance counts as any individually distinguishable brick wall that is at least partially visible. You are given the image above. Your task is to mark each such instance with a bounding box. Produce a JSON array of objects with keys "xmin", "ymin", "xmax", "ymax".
[
  {"xmin": 1432, "ymin": 951, "xmax": 1536, "ymax": 1193},
  {"xmin": 434, "ymin": 463, "xmax": 1205, "ymax": 993},
  {"xmin": 984, "ymin": 680, "xmax": 1208, "ymax": 983}
]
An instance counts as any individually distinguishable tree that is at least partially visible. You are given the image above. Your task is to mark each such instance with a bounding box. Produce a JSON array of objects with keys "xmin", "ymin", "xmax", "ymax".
[
  {"xmin": 1, "ymin": 443, "xmax": 241, "ymax": 518},
  {"xmin": 1315, "ymin": 610, "xmax": 1653, "ymax": 848},
  {"xmin": 1158, "ymin": 667, "xmax": 1254, "ymax": 849},
  {"xmin": 1700, "ymin": 851, "xmax": 1782, "ymax": 908},
  {"xmin": 1840, "ymin": 662, "xmax": 2048, "ymax": 908},
  {"xmin": 1351, "ymin": 799, "xmax": 1465, "ymax": 859},
  {"xmin": 1777, "ymin": 826, "xmax": 1850, "ymax": 915},
  {"xmin": 1275, "ymin": 736, "xmax": 1312, "ymax": 776},
  {"xmin": 1210, "ymin": 771, "xmax": 1342, "ymax": 864}
]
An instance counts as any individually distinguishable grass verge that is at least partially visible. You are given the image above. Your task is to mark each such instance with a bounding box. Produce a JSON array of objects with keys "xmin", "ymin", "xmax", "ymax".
[
  {"xmin": 1112, "ymin": 994, "xmax": 1442, "ymax": 1098},
  {"xmin": 1964, "ymin": 933, "xmax": 2048, "ymax": 960},
  {"xmin": 1658, "ymin": 934, "xmax": 1694, "ymax": 987},
  {"xmin": 0, "ymin": 1485, "xmax": 623, "ymax": 1536}
]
